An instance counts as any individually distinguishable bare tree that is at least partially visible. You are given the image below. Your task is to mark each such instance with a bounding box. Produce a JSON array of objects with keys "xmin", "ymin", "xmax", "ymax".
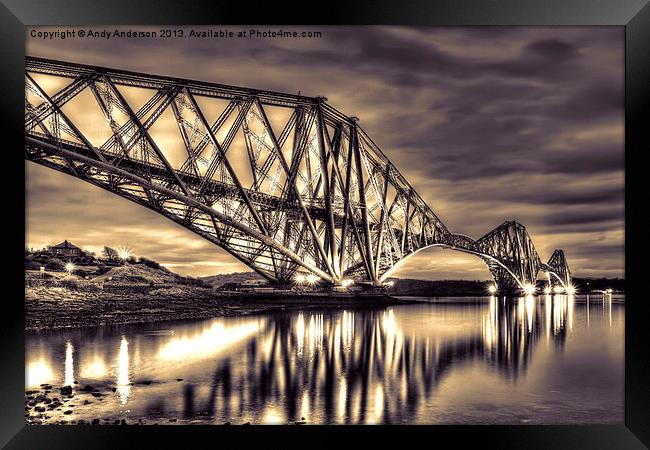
[{"xmin": 102, "ymin": 246, "xmax": 119, "ymax": 262}]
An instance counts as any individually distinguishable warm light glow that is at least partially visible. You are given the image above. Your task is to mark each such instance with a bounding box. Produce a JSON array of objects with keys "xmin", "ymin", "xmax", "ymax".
[
  {"xmin": 342, "ymin": 310, "xmax": 354, "ymax": 350},
  {"xmin": 262, "ymin": 408, "xmax": 283, "ymax": 424},
  {"xmin": 294, "ymin": 274, "xmax": 306, "ymax": 284},
  {"xmin": 482, "ymin": 296, "xmax": 497, "ymax": 349},
  {"xmin": 384, "ymin": 280, "xmax": 394, "ymax": 287},
  {"xmin": 554, "ymin": 285, "xmax": 565, "ymax": 294},
  {"xmin": 338, "ymin": 379, "xmax": 347, "ymax": 420},
  {"xmin": 525, "ymin": 295, "xmax": 535, "ymax": 332},
  {"xmin": 306, "ymin": 274, "xmax": 319, "ymax": 285},
  {"xmin": 117, "ymin": 246, "xmax": 132, "ymax": 260},
  {"xmin": 158, "ymin": 320, "xmax": 261, "ymax": 361},
  {"xmin": 64, "ymin": 341, "xmax": 74, "ymax": 386},
  {"xmin": 565, "ymin": 285, "xmax": 576, "ymax": 295},
  {"xmin": 373, "ymin": 385, "xmax": 384, "ymax": 424},
  {"xmin": 544, "ymin": 287, "xmax": 551, "ymax": 295},
  {"xmin": 117, "ymin": 336, "xmax": 131, "ymax": 405},
  {"xmin": 341, "ymin": 279, "xmax": 354, "ymax": 287},
  {"xmin": 81, "ymin": 357, "xmax": 108, "ymax": 379},
  {"xmin": 523, "ymin": 284, "xmax": 536, "ymax": 295},
  {"xmin": 26, "ymin": 359, "xmax": 54, "ymax": 387},
  {"xmin": 488, "ymin": 285, "xmax": 497, "ymax": 294},
  {"xmin": 296, "ymin": 313, "xmax": 305, "ymax": 357},
  {"xmin": 301, "ymin": 391, "xmax": 310, "ymax": 421},
  {"xmin": 64, "ymin": 262, "xmax": 75, "ymax": 273}
]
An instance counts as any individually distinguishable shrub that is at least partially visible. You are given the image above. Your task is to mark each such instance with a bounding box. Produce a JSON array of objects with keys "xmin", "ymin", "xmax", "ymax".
[
  {"xmin": 45, "ymin": 260, "xmax": 65, "ymax": 271},
  {"xmin": 95, "ymin": 265, "xmax": 111, "ymax": 275},
  {"xmin": 138, "ymin": 257, "xmax": 160, "ymax": 270},
  {"xmin": 25, "ymin": 261, "xmax": 42, "ymax": 271},
  {"xmin": 73, "ymin": 269, "xmax": 95, "ymax": 278}
]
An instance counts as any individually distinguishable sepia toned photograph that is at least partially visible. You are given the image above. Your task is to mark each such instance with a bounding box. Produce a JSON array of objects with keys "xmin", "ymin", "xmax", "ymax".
[{"xmin": 24, "ymin": 25, "xmax": 624, "ymax": 426}]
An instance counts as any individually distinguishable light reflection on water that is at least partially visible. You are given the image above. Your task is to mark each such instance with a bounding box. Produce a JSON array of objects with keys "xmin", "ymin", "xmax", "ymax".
[{"xmin": 25, "ymin": 295, "xmax": 623, "ymax": 424}]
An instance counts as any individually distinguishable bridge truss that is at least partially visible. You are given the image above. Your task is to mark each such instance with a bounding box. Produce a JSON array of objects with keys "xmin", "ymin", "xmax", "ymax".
[{"xmin": 24, "ymin": 57, "xmax": 572, "ymax": 292}]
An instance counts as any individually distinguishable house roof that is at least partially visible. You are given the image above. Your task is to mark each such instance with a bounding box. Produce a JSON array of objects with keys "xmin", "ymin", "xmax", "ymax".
[{"xmin": 52, "ymin": 240, "xmax": 81, "ymax": 250}]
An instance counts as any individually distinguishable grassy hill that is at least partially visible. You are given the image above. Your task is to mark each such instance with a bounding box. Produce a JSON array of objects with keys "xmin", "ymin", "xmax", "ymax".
[
  {"xmin": 93, "ymin": 264, "xmax": 179, "ymax": 284},
  {"xmin": 199, "ymin": 271, "xmax": 264, "ymax": 288}
]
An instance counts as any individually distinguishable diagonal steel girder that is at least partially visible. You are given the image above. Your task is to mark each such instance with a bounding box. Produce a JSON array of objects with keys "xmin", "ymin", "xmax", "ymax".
[{"xmin": 24, "ymin": 57, "xmax": 572, "ymax": 289}]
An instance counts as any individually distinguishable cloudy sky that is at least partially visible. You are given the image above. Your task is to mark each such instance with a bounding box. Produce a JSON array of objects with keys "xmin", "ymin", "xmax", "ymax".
[{"xmin": 25, "ymin": 26, "xmax": 624, "ymax": 279}]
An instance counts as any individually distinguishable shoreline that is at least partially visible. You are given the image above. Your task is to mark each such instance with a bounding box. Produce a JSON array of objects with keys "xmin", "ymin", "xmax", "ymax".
[
  {"xmin": 25, "ymin": 286, "xmax": 414, "ymax": 331},
  {"xmin": 25, "ymin": 286, "xmax": 623, "ymax": 331}
]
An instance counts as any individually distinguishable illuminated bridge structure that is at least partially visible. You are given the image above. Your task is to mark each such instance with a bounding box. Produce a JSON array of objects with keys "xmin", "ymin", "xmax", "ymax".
[{"xmin": 25, "ymin": 57, "xmax": 572, "ymax": 294}]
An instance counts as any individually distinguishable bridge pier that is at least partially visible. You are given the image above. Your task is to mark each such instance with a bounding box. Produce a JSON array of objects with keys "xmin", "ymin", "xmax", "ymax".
[{"xmin": 496, "ymin": 287, "xmax": 522, "ymax": 297}]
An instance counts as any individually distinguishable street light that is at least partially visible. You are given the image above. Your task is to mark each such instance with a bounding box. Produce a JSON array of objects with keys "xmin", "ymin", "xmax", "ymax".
[
  {"xmin": 118, "ymin": 246, "xmax": 132, "ymax": 262},
  {"xmin": 523, "ymin": 284, "xmax": 536, "ymax": 295},
  {"xmin": 65, "ymin": 262, "xmax": 75, "ymax": 276},
  {"xmin": 488, "ymin": 285, "xmax": 497, "ymax": 294}
]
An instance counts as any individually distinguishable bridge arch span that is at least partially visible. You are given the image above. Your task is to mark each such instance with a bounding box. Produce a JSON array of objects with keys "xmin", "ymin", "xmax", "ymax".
[
  {"xmin": 543, "ymin": 270, "xmax": 570, "ymax": 290},
  {"xmin": 379, "ymin": 243, "xmax": 531, "ymax": 292}
]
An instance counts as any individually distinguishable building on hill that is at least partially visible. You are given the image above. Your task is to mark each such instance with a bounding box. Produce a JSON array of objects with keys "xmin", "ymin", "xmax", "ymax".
[
  {"xmin": 50, "ymin": 240, "xmax": 82, "ymax": 257},
  {"xmin": 241, "ymin": 279, "xmax": 267, "ymax": 286}
]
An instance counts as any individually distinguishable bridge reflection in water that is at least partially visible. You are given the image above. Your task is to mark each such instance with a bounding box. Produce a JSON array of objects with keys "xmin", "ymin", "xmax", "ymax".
[
  {"xmin": 25, "ymin": 295, "xmax": 623, "ymax": 424},
  {"xmin": 184, "ymin": 296, "xmax": 575, "ymax": 424}
]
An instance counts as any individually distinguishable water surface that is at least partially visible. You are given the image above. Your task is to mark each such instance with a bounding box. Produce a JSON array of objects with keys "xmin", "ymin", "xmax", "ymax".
[{"xmin": 26, "ymin": 294, "xmax": 624, "ymax": 424}]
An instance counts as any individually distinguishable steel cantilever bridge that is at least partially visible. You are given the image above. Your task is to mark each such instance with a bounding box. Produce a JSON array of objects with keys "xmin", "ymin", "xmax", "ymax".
[{"xmin": 25, "ymin": 57, "xmax": 573, "ymax": 294}]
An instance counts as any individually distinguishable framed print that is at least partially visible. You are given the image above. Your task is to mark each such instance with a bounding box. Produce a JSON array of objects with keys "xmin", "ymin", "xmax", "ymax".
[{"xmin": 1, "ymin": 0, "xmax": 648, "ymax": 448}]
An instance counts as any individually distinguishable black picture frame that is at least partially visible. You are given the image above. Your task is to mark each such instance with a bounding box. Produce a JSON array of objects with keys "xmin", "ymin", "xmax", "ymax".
[{"xmin": 2, "ymin": 0, "xmax": 648, "ymax": 448}]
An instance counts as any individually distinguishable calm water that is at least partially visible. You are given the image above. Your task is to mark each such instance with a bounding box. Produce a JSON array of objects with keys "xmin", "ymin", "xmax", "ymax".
[{"xmin": 26, "ymin": 295, "xmax": 624, "ymax": 425}]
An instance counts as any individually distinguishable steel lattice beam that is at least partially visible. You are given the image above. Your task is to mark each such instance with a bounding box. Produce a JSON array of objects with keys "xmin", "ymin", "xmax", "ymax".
[{"xmin": 24, "ymin": 57, "xmax": 573, "ymax": 291}]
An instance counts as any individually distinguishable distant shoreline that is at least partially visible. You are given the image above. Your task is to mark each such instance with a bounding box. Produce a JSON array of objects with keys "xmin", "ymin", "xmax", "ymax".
[
  {"xmin": 24, "ymin": 262, "xmax": 625, "ymax": 330},
  {"xmin": 25, "ymin": 284, "xmax": 624, "ymax": 331}
]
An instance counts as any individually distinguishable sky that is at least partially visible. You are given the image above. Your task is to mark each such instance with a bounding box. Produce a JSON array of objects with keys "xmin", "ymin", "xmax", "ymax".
[{"xmin": 25, "ymin": 26, "xmax": 624, "ymax": 279}]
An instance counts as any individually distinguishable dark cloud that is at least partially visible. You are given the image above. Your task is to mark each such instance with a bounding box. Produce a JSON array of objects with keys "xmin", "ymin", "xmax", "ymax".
[
  {"xmin": 25, "ymin": 26, "xmax": 624, "ymax": 278},
  {"xmin": 525, "ymin": 39, "xmax": 578, "ymax": 60}
]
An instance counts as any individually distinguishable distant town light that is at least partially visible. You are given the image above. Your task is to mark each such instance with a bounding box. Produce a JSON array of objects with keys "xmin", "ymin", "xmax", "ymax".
[
  {"xmin": 341, "ymin": 279, "xmax": 354, "ymax": 287},
  {"xmin": 384, "ymin": 280, "xmax": 394, "ymax": 288},
  {"xmin": 306, "ymin": 274, "xmax": 319, "ymax": 285},
  {"xmin": 606, "ymin": 288, "xmax": 613, "ymax": 294},
  {"xmin": 523, "ymin": 284, "xmax": 536, "ymax": 295},
  {"xmin": 544, "ymin": 287, "xmax": 551, "ymax": 295},
  {"xmin": 565, "ymin": 285, "xmax": 576, "ymax": 295},
  {"xmin": 65, "ymin": 262, "xmax": 75, "ymax": 274},
  {"xmin": 554, "ymin": 285, "xmax": 565, "ymax": 294},
  {"xmin": 488, "ymin": 285, "xmax": 497, "ymax": 294}
]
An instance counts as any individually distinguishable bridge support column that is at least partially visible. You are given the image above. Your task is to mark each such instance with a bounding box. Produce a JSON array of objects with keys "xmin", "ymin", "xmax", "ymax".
[{"xmin": 490, "ymin": 267, "xmax": 524, "ymax": 297}]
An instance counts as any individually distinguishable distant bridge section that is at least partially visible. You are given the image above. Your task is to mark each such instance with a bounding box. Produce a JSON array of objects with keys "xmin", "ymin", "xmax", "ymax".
[{"xmin": 24, "ymin": 57, "xmax": 572, "ymax": 294}]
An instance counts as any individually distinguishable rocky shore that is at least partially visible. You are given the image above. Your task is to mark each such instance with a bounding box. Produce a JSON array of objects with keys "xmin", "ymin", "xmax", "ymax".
[
  {"xmin": 24, "ymin": 285, "xmax": 313, "ymax": 330},
  {"xmin": 25, "ymin": 382, "xmax": 133, "ymax": 426},
  {"xmin": 25, "ymin": 381, "xmax": 289, "ymax": 426}
]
